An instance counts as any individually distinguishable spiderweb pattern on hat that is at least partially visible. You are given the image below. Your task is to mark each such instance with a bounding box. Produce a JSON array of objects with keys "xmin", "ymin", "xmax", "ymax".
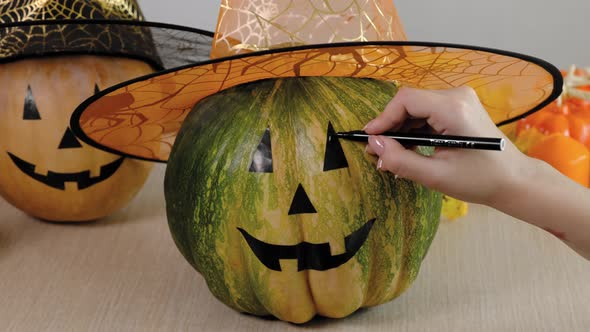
[{"xmin": 212, "ymin": 0, "xmax": 407, "ymax": 57}]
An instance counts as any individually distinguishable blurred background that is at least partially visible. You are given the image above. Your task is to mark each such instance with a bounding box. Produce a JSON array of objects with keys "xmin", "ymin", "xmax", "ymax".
[{"xmin": 139, "ymin": 0, "xmax": 590, "ymax": 69}]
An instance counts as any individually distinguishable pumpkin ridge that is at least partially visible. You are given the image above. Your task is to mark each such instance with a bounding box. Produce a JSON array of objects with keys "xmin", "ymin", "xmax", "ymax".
[
  {"xmin": 272, "ymin": 78, "xmax": 317, "ymax": 320},
  {"xmin": 318, "ymin": 77, "xmax": 373, "ymax": 309},
  {"xmin": 232, "ymin": 85, "xmax": 276, "ymax": 314},
  {"xmin": 392, "ymin": 182, "xmax": 417, "ymax": 299},
  {"xmin": 311, "ymin": 77, "xmax": 383, "ymax": 307}
]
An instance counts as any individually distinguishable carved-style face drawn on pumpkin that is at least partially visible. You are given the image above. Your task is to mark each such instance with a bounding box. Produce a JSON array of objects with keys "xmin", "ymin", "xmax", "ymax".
[
  {"xmin": 9, "ymin": 83, "xmax": 124, "ymax": 190},
  {"xmin": 237, "ymin": 123, "xmax": 376, "ymax": 271},
  {"xmin": 0, "ymin": 55, "xmax": 154, "ymax": 221}
]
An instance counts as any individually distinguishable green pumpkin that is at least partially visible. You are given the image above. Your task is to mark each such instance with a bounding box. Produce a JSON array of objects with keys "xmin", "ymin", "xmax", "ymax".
[{"xmin": 165, "ymin": 76, "xmax": 442, "ymax": 323}]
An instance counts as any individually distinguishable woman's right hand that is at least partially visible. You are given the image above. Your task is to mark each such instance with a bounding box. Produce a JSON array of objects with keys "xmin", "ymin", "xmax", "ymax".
[
  {"xmin": 363, "ymin": 86, "xmax": 529, "ymax": 206},
  {"xmin": 364, "ymin": 86, "xmax": 590, "ymax": 260}
]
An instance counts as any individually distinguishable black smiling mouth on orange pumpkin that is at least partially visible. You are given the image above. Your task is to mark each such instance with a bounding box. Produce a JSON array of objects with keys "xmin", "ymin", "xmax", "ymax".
[
  {"xmin": 7, "ymin": 152, "xmax": 124, "ymax": 190},
  {"xmin": 237, "ymin": 219, "xmax": 376, "ymax": 271}
]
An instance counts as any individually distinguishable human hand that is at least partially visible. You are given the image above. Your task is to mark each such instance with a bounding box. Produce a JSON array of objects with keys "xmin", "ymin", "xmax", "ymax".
[{"xmin": 364, "ymin": 86, "xmax": 529, "ymax": 205}]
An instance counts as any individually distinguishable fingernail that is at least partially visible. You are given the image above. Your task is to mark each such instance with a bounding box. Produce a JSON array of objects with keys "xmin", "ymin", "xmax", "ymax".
[
  {"xmin": 363, "ymin": 120, "xmax": 375, "ymax": 131},
  {"xmin": 373, "ymin": 136, "xmax": 385, "ymax": 152},
  {"xmin": 377, "ymin": 158, "xmax": 383, "ymax": 170}
]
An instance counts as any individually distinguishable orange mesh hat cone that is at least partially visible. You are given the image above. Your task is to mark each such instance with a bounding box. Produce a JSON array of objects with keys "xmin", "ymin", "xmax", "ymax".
[
  {"xmin": 210, "ymin": 0, "xmax": 408, "ymax": 57},
  {"xmin": 71, "ymin": 0, "xmax": 562, "ymax": 162}
]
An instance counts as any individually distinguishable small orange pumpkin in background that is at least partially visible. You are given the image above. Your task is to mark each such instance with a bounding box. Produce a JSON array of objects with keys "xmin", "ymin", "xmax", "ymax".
[
  {"xmin": 527, "ymin": 133, "xmax": 590, "ymax": 187},
  {"xmin": 516, "ymin": 98, "xmax": 590, "ymax": 148},
  {"xmin": 0, "ymin": 0, "xmax": 162, "ymax": 221},
  {"xmin": 0, "ymin": 56, "xmax": 154, "ymax": 221},
  {"xmin": 512, "ymin": 65, "xmax": 590, "ymax": 187}
]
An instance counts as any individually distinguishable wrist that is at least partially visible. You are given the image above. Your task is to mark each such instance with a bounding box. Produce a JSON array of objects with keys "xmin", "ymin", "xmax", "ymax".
[{"xmin": 483, "ymin": 147, "xmax": 534, "ymax": 211}]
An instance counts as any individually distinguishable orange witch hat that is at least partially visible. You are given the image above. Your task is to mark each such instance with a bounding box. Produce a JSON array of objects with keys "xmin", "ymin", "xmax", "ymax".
[{"xmin": 71, "ymin": 0, "xmax": 562, "ymax": 162}]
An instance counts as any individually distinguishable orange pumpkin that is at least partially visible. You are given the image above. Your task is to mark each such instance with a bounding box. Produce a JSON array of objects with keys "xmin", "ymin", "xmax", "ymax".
[
  {"xmin": 0, "ymin": 55, "xmax": 154, "ymax": 221},
  {"xmin": 516, "ymin": 98, "xmax": 590, "ymax": 148},
  {"xmin": 528, "ymin": 134, "xmax": 590, "ymax": 187},
  {"xmin": 511, "ymin": 66, "xmax": 590, "ymax": 187}
]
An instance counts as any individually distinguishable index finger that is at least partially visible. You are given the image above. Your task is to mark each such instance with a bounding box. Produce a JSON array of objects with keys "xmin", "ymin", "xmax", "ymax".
[{"xmin": 364, "ymin": 87, "xmax": 451, "ymax": 134}]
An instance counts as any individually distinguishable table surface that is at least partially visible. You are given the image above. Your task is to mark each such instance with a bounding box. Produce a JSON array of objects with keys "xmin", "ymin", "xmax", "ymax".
[{"xmin": 1, "ymin": 164, "xmax": 589, "ymax": 332}]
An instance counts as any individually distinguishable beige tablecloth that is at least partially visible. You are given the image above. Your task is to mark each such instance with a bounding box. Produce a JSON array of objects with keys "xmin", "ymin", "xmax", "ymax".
[{"xmin": 1, "ymin": 165, "xmax": 589, "ymax": 331}]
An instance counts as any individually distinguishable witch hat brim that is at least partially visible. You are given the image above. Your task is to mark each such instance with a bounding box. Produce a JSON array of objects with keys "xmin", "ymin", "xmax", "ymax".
[{"xmin": 68, "ymin": 39, "xmax": 562, "ymax": 162}]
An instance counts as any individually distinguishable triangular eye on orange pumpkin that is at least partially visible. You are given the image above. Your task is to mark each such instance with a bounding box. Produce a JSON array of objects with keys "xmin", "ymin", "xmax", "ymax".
[
  {"xmin": 58, "ymin": 127, "xmax": 83, "ymax": 149},
  {"xmin": 249, "ymin": 127, "xmax": 273, "ymax": 173},
  {"xmin": 324, "ymin": 122, "xmax": 348, "ymax": 171},
  {"xmin": 23, "ymin": 85, "xmax": 41, "ymax": 120}
]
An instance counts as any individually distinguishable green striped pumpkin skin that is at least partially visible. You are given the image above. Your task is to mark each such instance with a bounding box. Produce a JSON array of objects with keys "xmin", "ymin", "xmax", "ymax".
[{"xmin": 165, "ymin": 76, "xmax": 442, "ymax": 323}]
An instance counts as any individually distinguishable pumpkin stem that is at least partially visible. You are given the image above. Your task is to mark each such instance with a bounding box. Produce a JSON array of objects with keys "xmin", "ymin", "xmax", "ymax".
[{"xmin": 561, "ymin": 64, "xmax": 590, "ymax": 104}]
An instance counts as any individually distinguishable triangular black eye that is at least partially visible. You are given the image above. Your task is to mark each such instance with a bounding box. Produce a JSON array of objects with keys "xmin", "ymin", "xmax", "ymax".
[
  {"xmin": 249, "ymin": 127, "xmax": 273, "ymax": 173},
  {"xmin": 58, "ymin": 127, "xmax": 83, "ymax": 149},
  {"xmin": 288, "ymin": 184, "xmax": 317, "ymax": 215},
  {"xmin": 23, "ymin": 85, "xmax": 41, "ymax": 120},
  {"xmin": 323, "ymin": 122, "xmax": 348, "ymax": 171},
  {"xmin": 94, "ymin": 84, "xmax": 100, "ymax": 94}
]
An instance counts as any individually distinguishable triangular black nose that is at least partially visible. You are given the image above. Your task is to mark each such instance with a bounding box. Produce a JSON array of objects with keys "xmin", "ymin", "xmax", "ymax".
[
  {"xmin": 58, "ymin": 127, "xmax": 83, "ymax": 149},
  {"xmin": 288, "ymin": 184, "xmax": 317, "ymax": 215}
]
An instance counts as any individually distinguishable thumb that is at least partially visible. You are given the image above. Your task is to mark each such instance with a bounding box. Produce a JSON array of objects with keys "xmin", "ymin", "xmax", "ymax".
[{"xmin": 368, "ymin": 136, "xmax": 442, "ymax": 187}]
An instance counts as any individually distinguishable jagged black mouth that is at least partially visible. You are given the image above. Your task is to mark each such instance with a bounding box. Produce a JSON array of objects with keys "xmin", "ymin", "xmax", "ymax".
[
  {"xmin": 237, "ymin": 219, "xmax": 376, "ymax": 271},
  {"xmin": 7, "ymin": 152, "xmax": 124, "ymax": 190}
]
